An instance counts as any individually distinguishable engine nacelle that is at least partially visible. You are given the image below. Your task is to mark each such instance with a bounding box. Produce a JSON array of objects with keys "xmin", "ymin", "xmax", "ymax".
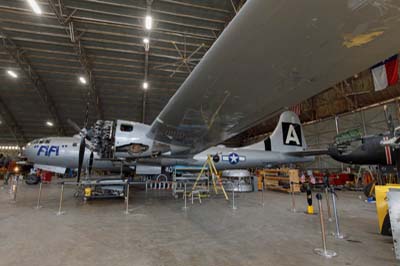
[
  {"xmin": 89, "ymin": 119, "xmax": 165, "ymax": 159},
  {"xmin": 113, "ymin": 120, "xmax": 154, "ymax": 158}
]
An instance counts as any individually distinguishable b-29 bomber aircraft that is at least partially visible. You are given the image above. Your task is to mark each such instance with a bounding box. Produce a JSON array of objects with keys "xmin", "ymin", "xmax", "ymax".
[
  {"xmin": 19, "ymin": 0, "xmax": 400, "ymax": 181},
  {"xmin": 23, "ymin": 112, "xmax": 318, "ymax": 176}
]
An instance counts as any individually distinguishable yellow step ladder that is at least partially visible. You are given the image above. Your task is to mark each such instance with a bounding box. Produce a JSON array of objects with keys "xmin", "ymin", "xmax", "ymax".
[{"xmin": 191, "ymin": 155, "xmax": 229, "ymax": 200}]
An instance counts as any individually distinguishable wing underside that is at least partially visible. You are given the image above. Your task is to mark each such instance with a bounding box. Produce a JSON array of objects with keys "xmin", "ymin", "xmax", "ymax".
[{"xmin": 149, "ymin": 0, "xmax": 400, "ymax": 154}]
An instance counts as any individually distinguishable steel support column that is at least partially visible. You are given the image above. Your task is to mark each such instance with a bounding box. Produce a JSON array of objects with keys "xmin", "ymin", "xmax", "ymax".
[
  {"xmin": 142, "ymin": 49, "xmax": 149, "ymax": 123},
  {"xmin": 360, "ymin": 110, "xmax": 367, "ymax": 136},
  {"xmin": 334, "ymin": 115, "xmax": 340, "ymax": 135},
  {"xmin": 141, "ymin": 0, "xmax": 153, "ymax": 124},
  {"xmin": 334, "ymin": 115, "xmax": 344, "ymax": 171}
]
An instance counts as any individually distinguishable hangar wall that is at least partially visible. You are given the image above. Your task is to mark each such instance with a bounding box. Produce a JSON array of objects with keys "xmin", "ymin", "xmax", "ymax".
[{"xmin": 301, "ymin": 101, "xmax": 400, "ymax": 170}]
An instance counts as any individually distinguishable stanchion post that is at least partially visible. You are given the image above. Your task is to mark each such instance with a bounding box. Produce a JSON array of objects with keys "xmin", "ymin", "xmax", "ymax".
[
  {"xmin": 324, "ymin": 187, "xmax": 332, "ymax": 222},
  {"xmin": 12, "ymin": 175, "xmax": 19, "ymax": 202},
  {"xmin": 125, "ymin": 181, "xmax": 130, "ymax": 215},
  {"xmin": 261, "ymin": 177, "xmax": 265, "ymax": 207},
  {"xmin": 232, "ymin": 182, "xmax": 237, "ymax": 210},
  {"xmin": 306, "ymin": 184, "xmax": 314, "ymax": 214},
  {"xmin": 290, "ymin": 181, "xmax": 296, "ymax": 212},
  {"xmin": 314, "ymin": 193, "xmax": 337, "ymax": 258},
  {"xmin": 182, "ymin": 183, "xmax": 188, "ymax": 211},
  {"xmin": 331, "ymin": 188, "xmax": 346, "ymax": 239},
  {"xmin": 35, "ymin": 181, "xmax": 43, "ymax": 209},
  {"xmin": 56, "ymin": 183, "xmax": 65, "ymax": 216}
]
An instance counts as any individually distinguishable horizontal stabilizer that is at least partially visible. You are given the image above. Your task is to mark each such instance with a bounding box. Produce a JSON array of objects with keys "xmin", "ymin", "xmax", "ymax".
[{"xmin": 285, "ymin": 149, "xmax": 329, "ymax": 157}]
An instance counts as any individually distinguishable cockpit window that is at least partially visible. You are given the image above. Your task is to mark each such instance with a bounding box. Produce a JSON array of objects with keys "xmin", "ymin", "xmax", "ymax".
[
  {"xmin": 32, "ymin": 140, "xmax": 39, "ymax": 144},
  {"xmin": 44, "ymin": 140, "xmax": 50, "ymax": 144},
  {"xmin": 72, "ymin": 143, "xmax": 77, "ymax": 147},
  {"xmin": 39, "ymin": 140, "xmax": 44, "ymax": 144},
  {"xmin": 120, "ymin": 124, "xmax": 133, "ymax": 132}
]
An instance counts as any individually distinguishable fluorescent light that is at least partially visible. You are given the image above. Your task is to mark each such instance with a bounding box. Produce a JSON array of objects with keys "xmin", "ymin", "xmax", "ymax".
[
  {"xmin": 143, "ymin": 38, "xmax": 150, "ymax": 51},
  {"xmin": 145, "ymin": 15, "xmax": 153, "ymax": 30},
  {"xmin": 27, "ymin": 0, "xmax": 42, "ymax": 15},
  {"xmin": 7, "ymin": 70, "xmax": 18, "ymax": 78},
  {"xmin": 46, "ymin": 121, "xmax": 54, "ymax": 127},
  {"xmin": 79, "ymin": 76, "xmax": 87, "ymax": 84},
  {"xmin": 143, "ymin": 82, "xmax": 149, "ymax": 90}
]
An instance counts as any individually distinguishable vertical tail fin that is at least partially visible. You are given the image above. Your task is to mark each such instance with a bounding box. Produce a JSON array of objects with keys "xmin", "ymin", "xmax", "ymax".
[
  {"xmin": 243, "ymin": 111, "xmax": 307, "ymax": 152},
  {"xmin": 267, "ymin": 111, "xmax": 307, "ymax": 152}
]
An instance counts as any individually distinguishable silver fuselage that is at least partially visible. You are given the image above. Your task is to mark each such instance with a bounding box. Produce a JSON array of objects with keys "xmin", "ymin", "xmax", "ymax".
[{"xmin": 23, "ymin": 136, "xmax": 313, "ymax": 173}]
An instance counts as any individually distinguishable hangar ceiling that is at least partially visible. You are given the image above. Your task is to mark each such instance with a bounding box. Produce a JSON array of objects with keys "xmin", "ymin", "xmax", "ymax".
[
  {"xmin": 0, "ymin": 0, "xmax": 246, "ymax": 144},
  {"xmin": 0, "ymin": 0, "xmax": 399, "ymax": 148}
]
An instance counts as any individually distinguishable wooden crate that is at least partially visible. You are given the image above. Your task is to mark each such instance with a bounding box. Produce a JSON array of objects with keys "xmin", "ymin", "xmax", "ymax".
[{"xmin": 257, "ymin": 168, "xmax": 300, "ymax": 193}]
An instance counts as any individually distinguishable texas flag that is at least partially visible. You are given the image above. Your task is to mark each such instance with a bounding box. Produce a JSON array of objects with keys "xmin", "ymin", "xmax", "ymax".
[{"xmin": 371, "ymin": 54, "xmax": 399, "ymax": 91}]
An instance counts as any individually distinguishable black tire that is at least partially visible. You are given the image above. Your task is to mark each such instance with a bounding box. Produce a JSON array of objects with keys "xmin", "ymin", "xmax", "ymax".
[
  {"xmin": 363, "ymin": 182, "xmax": 375, "ymax": 198},
  {"xmin": 381, "ymin": 213, "xmax": 392, "ymax": 236},
  {"xmin": 213, "ymin": 154, "xmax": 220, "ymax": 163},
  {"xmin": 25, "ymin": 174, "xmax": 40, "ymax": 185}
]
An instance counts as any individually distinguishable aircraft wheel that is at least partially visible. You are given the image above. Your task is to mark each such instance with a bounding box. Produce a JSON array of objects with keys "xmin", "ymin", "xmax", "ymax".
[
  {"xmin": 25, "ymin": 174, "xmax": 40, "ymax": 185},
  {"xmin": 381, "ymin": 213, "xmax": 392, "ymax": 236}
]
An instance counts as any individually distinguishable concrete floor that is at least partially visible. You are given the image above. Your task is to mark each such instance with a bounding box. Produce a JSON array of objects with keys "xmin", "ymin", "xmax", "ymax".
[{"xmin": 0, "ymin": 181, "xmax": 397, "ymax": 266}]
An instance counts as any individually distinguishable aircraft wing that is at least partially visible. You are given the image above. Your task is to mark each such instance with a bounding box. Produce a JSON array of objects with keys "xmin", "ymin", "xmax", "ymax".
[{"xmin": 148, "ymin": 0, "xmax": 400, "ymax": 154}]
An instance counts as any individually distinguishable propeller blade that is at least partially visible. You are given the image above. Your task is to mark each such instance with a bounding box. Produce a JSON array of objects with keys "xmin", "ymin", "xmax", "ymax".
[
  {"xmin": 77, "ymin": 137, "xmax": 86, "ymax": 183},
  {"xmin": 88, "ymin": 152, "xmax": 94, "ymax": 176},
  {"xmin": 67, "ymin": 119, "xmax": 82, "ymax": 133}
]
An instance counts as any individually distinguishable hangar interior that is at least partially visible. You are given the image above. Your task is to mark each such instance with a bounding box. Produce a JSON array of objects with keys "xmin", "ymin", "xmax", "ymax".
[
  {"xmin": 0, "ymin": 1, "xmax": 400, "ymax": 266},
  {"xmin": 304, "ymin": 102, "xmax": 400, "ymax": 169}
]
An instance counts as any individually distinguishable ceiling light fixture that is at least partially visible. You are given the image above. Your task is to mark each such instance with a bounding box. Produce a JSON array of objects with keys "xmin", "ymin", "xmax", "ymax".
[
  {"xmin": 143, "ymin": 82, "xmax": 149, "ymax": 90},
  {"xmin": 7, "ymin": 70, "xmax": 18, "ymax": 78},
  {"xmin": 46, "ymin": 121, "xmax": 54, "ymax": 127},
  {"xmin": 79, "ymin": 76, "xmax": 87, "ymax": 85},
  {"xmin": 26, "ymin": 0, "xmax": 42, "ymax": 15},
  {"xmin": 145, "ymin": 15, "xmax": 153, "ymax": 30},
  {"xmin": 143, "ymin": 38, "xmax": 150, "ymax": 51}
]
